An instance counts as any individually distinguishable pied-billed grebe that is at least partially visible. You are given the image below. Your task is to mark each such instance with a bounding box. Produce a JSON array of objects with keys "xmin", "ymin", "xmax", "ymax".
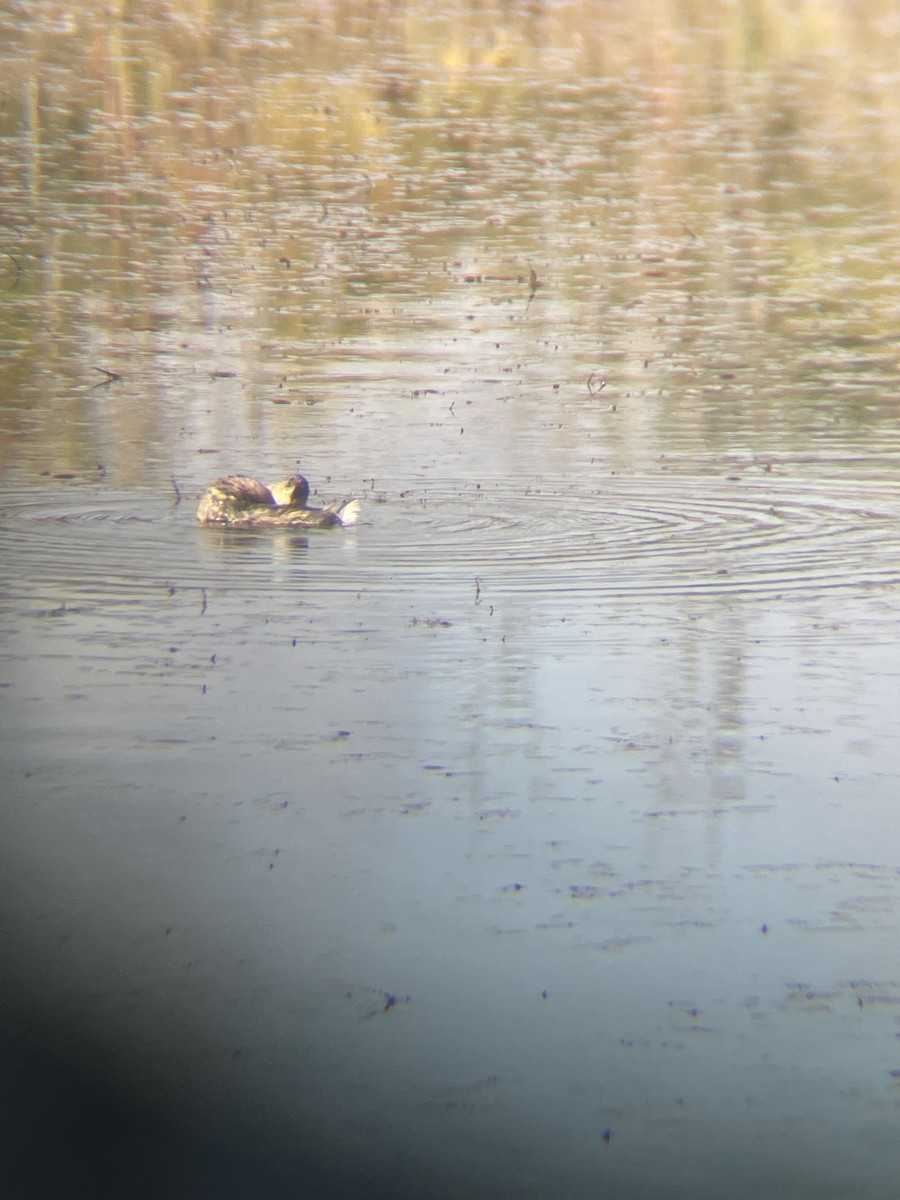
[{"xmin": 197, "ymin": 473, "xmax": 360, "ymax": 528}]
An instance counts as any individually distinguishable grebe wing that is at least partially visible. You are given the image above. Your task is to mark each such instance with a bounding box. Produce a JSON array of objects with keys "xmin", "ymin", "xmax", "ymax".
[{"xmin": 210, "ymin": 475, "xmax": 276, "ymax": 506}]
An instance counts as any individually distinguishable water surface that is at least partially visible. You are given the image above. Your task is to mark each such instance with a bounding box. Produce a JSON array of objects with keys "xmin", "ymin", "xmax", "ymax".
[{"xmin": 3, "ymin": 3, "xmax": 900, "ymax": 1197}]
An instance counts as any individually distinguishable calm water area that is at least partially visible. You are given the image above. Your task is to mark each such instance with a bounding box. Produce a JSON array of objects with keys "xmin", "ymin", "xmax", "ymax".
[{"xmin": 3, "ymin": 2, "xmax": 900, "ymax": 1196}]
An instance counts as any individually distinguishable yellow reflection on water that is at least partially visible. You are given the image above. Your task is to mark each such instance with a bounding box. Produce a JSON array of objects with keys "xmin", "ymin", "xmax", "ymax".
[{"xmin": 2, "ymin": 0, "xmax": 900, "ymax": 483}]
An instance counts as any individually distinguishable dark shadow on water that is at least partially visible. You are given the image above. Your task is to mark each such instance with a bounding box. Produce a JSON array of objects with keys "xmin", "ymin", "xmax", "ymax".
[
  {"xmin": 0, "ymin": 974, "xmax": 430, "ymax": 1200},
  {"xmin": 0, "ymin": 1023, "xmax": 322, "ymax": 1200}
]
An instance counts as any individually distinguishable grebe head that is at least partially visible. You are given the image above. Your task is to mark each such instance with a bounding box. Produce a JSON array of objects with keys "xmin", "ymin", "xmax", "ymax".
[{"xmin": 269, "ymin": 473, "xmax": 310, "ymax": 507}]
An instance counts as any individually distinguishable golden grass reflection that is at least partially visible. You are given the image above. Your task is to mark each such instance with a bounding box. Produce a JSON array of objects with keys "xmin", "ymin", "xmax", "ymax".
[{"xmin": 2, "ymin": 0, "xmax": 900, "ymax": 481}]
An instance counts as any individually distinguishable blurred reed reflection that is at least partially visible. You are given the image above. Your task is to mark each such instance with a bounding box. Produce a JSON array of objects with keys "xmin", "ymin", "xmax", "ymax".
[{"xmin": 2, "ymin": 0, "xmax": 900, "ymax": 486}]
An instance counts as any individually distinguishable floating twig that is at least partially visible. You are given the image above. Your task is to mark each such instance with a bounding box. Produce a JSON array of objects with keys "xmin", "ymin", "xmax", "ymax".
[
  {"xmin": 526, "ymin": 262, "xmax": 543, "ymax": 309},
  {"xmin": 170, "ymin": 475, "xmax": 182, "ymax": 504},
  {"xmin": 92, "ymin": 365, "xmax": 123, "ymax": 387},
  {"xmin": 360, "ymin": 989, "xmax": 411, "ymax": 1019},
  {"xmin": 3, "ymin": 249, "xmax": 22, "ymax": 287}
]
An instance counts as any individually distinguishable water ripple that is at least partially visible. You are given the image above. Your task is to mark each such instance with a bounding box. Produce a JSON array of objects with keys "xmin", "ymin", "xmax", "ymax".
[
  {"xmin": 2, "ymin": 477, "xmax": 900, "ymax": 603},
  {"xmin": 364, "ymin": 476, "xmax": 900, "ymax": 598}
]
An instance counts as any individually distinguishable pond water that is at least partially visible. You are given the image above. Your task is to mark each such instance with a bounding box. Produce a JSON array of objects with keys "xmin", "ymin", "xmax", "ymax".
[{"xmin": 3, "ymin": 3, "xmax": 900, "ymax": 1197}]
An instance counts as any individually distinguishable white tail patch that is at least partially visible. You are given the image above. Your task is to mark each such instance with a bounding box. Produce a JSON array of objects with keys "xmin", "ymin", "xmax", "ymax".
[{"xmin": 338, "ymin": 498, "xmax": 361, "ymax": 527}]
